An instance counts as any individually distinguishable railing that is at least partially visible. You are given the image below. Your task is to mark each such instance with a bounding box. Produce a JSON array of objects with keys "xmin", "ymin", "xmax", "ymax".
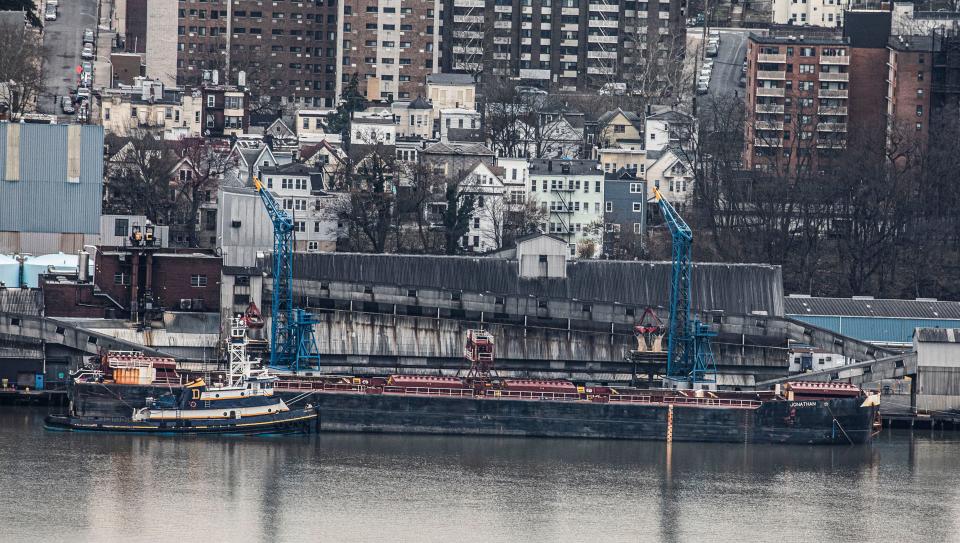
[
  {"xmin": 756, "ymin": 104, "xmax": 785, "ymax": 114},
  {"xmin": 820, "ymin": 56, "xmax": 850, "ymax": 65},
  {"xmin": 608, "ymin": 394, "xmax": 654, "ymax": 403},
  {"xmin": 663, "ymin": 396, "xmax": 762, "ymax": 408},
  {"xmin": 819, "ymin": 72, "xmax": 849, "ymax": 82},
  {"xmin": 384, "ymin": 386, "xmax": 476, "ymax": 397},
  {"xmin": 756, "ymin": 88, "xmax": 786, "ymax": 97},
  {"xmin": 818, "ymin": 89, "xmax": 848, "ymax": 99},
  {"xmin": 758, "ymin": 54, "xmax": 786, "ymax": 63},
  {"xmin": 757, "ymin": 70, "xmax": 786, "ymax": 80},
  {"xmin": 484, "ymin": 390, "xmax": 581, "ymax": 401}
]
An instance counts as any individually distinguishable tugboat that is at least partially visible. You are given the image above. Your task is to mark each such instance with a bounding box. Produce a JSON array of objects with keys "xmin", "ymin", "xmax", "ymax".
[{"xmin": 45, "ymin": 318, "xmax": 317, "ymax": 435}]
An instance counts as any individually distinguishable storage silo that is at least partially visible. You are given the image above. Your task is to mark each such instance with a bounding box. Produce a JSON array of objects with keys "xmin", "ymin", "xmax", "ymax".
[
  {"xmin": 21, "ymin": 253, "xmax": 83, "ymax": 288},
  {"xmin": 0, "ymin": 254, "xmax": 19, "ymax": 288}
]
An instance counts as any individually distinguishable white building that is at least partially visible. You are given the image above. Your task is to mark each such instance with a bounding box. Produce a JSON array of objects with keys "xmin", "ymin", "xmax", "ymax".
[
  {"xmin": 497, "ymin": 156, "xmax": 530, "ymax": 210},
  {"xmin": 392, "ymin": 97, "xmax": 435, "ymax": 140},
  {"xmin": 295, "ymin": 109, "xmax": 336, "ymax": 142},
  {"xmin": 772, "ymin": 0, "xmax": 848, "ymax": 27},
  {"xmin": 100, "ymin": 79, "xmax": 202, "ymax": 138},
  {"xmin": 460, "ymin": 162, "xmax": 507, "ymax": 252},
  {"xmin": 438, "ymin": 108, "xmax": 481, "ymax": 142},
  {"xmin": 426, "ymin": 73, "xmax": 476, "ymax": 110},
  {"xmin": 352, "ymin": 109, "xmax": 397, "ymax": 145},
  {"xmin": 259, "ymin": 163, "xmax": 340, "ymax": 252},
  {"xmin": 527, "ymin": 159, "xmax": 605, "ymax": 257}
]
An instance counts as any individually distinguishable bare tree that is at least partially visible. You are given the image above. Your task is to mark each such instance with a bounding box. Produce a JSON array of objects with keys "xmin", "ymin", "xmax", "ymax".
[
  {"xmin": 172, "ymin": 138, "xmax": 231, "ymax": 247},
  {"xmin": 0, "ymin": 20, "xmax": 44, "ymax": 120},
  {"xmin": 104, "ymin": 134, "xmax": 181, "ymax": 223}
]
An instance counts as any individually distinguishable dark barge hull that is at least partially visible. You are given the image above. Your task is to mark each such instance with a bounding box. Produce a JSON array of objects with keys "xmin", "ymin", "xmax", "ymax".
[
  {"xmin": 43, "ymin": 408, "xmax": 318, "ymax": 435},
  {"xmin": 67, "ymin": 382, "xmax": 877, "ymax": 444},
  {"xmin": 311, "ymin": 393, "xmax": 877, "ymax": 445}
]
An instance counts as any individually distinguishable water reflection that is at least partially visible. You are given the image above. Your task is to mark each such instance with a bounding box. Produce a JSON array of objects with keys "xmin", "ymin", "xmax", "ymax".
[{"xmin": 2, "ymin": 408, "xmax": 959, "ymax": 542}]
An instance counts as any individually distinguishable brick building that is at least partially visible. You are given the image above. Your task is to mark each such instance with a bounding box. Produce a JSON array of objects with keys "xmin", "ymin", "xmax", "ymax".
[
  {"xmin": 173, "ymin": 0, "xmax": 340, "ymax": 108},
  {"xmin": 440, "ymin": 0, "xmax": 685, "ymax": 92},
  {"xmin": 744, "ymin": 31, "xmax": 850, "ymax": 176},
  {"xmin": 843, "ymin": 10, "xmax": 892, "ymax": 139},
  {"xmin": 42, "ymin": 247, "xmax": 222, "ymax": 320},
  {"xmin": 338, "ymin": 0, "xmax": 441, "ymax": 102}
]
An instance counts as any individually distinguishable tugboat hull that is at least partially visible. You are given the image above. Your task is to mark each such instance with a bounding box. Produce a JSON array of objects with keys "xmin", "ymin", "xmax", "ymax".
[{"xmin": 44, "ymin": 407, "xmax": 318, "ymax": 436}]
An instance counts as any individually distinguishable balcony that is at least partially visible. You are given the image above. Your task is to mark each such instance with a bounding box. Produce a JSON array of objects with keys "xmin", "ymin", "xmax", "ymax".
[
  {"xmin": 588, "ymin": 34, "xmax": 619, "ymax": 43},
  {"xmin": 756, "ymin": 87, "xmax": 786, "ymax": 97},
  {"xmin": 756, "ymin": 103, "xmax": 785, "ymax": 114},
  {"xmin": 588, "ymin": 50, "xmax": 618, "ymax": 59},
  {"xmin": 816, "ymin": 122, "xmax": 847, "ymax": 132},
  {"xmin": 820, "ymin": 55, "xmax": 850, "ymax": 65},
  {"xmin": 817, "ymin": 140, "xmax": 846, "ymax": 149},
  {"xmin": 818, "ymin": 89, "xmax": 848, "ymax": 99},
  {"xmin": 818, "ymin": 106, "xmax": 848, "ymax": 115},
  {"xmin": 758, "ymin": 54, "xmax": 786, "ymax": 63},
  {"xmin": 755, "ymin": 120, "xmax": 785, "ymax": 131},
  {"xmin": 589, "ymin": 2, "xmax": 620, "ymax": 11},
  {"xmin": 754, "ymin": 138, "xmax": 778, "ymax": 147},
  {"xmin": 588, "ymin": 19, "xmax": 619, "ymax": 28},
  {"xmin": 587, "ymin": 66, "xmax": 616, "ymax": 75},
  {"xmin": 757, "ymin": 70, "xmax": 786, "ymax": 80},
  {"xmin": 819, "ymin": 72, "xmax": 849, "ymax": 82}
]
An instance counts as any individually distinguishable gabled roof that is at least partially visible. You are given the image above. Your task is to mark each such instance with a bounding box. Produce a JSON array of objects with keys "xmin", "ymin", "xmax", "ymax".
[
  {"xmin": 646, "ymin": 109, "xmax": 693, "ymax": 124},
  {"xmin": 605, "ymin": 168, "xmax": 639, "ymax": 181},
  {"xmin": 266, "ymin": 118, "xmax": 295, "ymax": 137},
  {"xmin": 408, "ymin": 96, "xmax": 433, "ymax": 110},
  {"xmin": 260, "ymin": 162, "xmax": 321, "ymax": 176},
  {"xmin": 423, "ymin": 142, "xmax": 494, "ymax": 156},
  {"xmin": 597, "ymin": 108, "xmax": 643, "ymax": 130}
]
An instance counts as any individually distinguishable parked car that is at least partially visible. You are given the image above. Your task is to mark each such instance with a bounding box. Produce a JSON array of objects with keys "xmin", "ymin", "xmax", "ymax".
[
  {"xmin": 60, "ymin": 96, "xmax": 75, "ymax": 114},
  {"xmin": 738, "ymin": 75, "xmax": 747, "ymax": 88},
  {"xmin": 82, "ymin": 61, "xmax": 93, "ymax": 75},
  {"xmin": 83, "ymin": 29, "xmax": 95, "ymax": 45},
  {"xmin": 706, "ymin": 44, "xmax": 718, "ymax": 57},
  {"xmin": 697, "ymin": 82, "xmax": 709, "ymax": 95},
  {"xmin": 44, "ymin": 5, "xmax": 56, "ymax": 20},
  {"xmin": 79, "ymin": 71, "xmax": 92, "ymax": 87},
  {"xmin": 75, "ymin": 87, "xmax": 91, "ymax": 103},
  {"xmin": 81, "ymin": 46, "xmax": 94, "ymax": 60}
]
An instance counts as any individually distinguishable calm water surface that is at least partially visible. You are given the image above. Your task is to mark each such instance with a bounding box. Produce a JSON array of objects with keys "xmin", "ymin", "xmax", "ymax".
[{"xmin": 1, "ymin": 407, "xmax": 958, "ymax": 542}]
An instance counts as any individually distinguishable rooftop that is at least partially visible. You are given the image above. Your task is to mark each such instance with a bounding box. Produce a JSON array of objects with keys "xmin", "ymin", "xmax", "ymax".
[
  {"xmin": 422, "ymin": 142, "xmax": 494, "ymax": 156},
  {"xmin": 529, "ymin": 159, "xmax": 602, "ymax": 176},
  {"xmin": 426, "ymin": 73, "xmax": 475, "ymax": 86},
  {"xmin": 260, "ymin": 163, "xmax": 322, "ymax": 176},
  {"xmin": 784, "ymin": 295, "xmax": 960, "ymax": 319}
]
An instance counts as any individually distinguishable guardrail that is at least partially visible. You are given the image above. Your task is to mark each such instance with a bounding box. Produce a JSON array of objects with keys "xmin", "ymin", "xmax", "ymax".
[
  {"xmin": 484, "ymin": 390, "xmax": 581, "ymax": 401},
  {"xmin": 663, "ymin": 396, "xmax": 762, "ymax": 408},
  {"xmin": 384, "ymin": 386, "xmax": 475, "ymax": 397}
]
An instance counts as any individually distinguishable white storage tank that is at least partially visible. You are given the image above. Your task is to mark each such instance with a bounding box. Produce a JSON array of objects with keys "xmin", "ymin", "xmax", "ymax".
[
  {"xmin": 21, "ymin": 253, "xmax": 93, "ymax": 288},
  {"xmin": 0, "ymin": 254, "xmax": 18, "ymax": 288}
]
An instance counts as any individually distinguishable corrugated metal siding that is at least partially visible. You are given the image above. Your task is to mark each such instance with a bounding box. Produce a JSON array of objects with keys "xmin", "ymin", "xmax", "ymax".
[
  {"xmin": 0, "ymin": 290, "xmax": 43, "ymax": 314},
  {"xmin": 283, "ymin": 253, "xmax": 785, "ymax": 316},
  {"xmin": 790, "ymin": 315, "xmax": 960, "ymax": 344},
  {"xmin": 784, "ymin": 295, "xmax": 960, "ymax": 319},
  {"xmin": 0, "ymin": 123, "xmax": 103, "ymax": 234},
  {"xmin": 218, "ymin": 188, "xmax": 274, "ymax": 268}
]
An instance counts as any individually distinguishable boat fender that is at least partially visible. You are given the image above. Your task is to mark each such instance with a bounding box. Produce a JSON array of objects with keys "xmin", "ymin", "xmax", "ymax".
[{"xmin": 189, "ymin": 401, "xmax": 197, "ymax": 408}]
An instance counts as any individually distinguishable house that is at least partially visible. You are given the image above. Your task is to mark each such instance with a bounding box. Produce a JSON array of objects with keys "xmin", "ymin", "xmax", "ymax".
[
  {"xmin": 526, "ymin": 158, "xmax": 605, "ymax": 257},
  {"xmin": 259, "ymin": 163, "xmax": 340, "ymax": 252},
  {"xmin": 294, "ymin": 108, "xmax": 335, "ymax": 142},
  {"xmin": 426, "ymin": 73, "xmax": 476, "ymax": 110},
  {"xmin": 300, "ymin": 140, "xmax": 346, "ymax": 187},
  {"xmin": 603, "ymin": 168, "xmax": 646, "ymax": 257},
  {"xmin": 646, "ymin": 149, "xmax": 694, "ymax": 205},
  {"xmin": 352, "ymin": 109, "xmax": 397, "ymax": 145},
  {"xmin": 100, "ymin": 78, "xmax": 203, "ymax": 138},
  {"xmin": 598, "ymin": 147, "xmax": 647, "ymax": 176},
  {"xmin": 199, "ymin": 85, "xmax": 250, "ymax": 137},
  {"xmin": 497, "ymin": 156, "xmax": 530, "ymax": 209},
  {"xmin": 222, "ymin": 142, "xmax": 292, "ymax": 188},
  {"xmin": 460, "ymin": 162, "xmax": 508, "ymax": 252},
  {"xmin": 421, "ymin": 142, "xmax": 496, "ymax": 177},
  {"xmin": 595, "ymin": 108, "xmax": 645, "ymax": 150},
  {"xmin": 392, "ymin": 97, "xmax": 434, "ymax": 140},
  {"xmin": 263, "ymin": 118, "xmax": 297, "ymax": 145},
  {"xmin": 438, "ymin": 108, "xmax": 481, "ymax": 142}
]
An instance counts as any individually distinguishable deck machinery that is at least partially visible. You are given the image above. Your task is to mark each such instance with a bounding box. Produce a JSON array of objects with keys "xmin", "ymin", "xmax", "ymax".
[
  {"xmin": 253, "ymin": 177, "xmax": 321, "ymax": 373},
  {"xmin": 653, "ymin": 188, "xmax": 717, "ymax": 386}
]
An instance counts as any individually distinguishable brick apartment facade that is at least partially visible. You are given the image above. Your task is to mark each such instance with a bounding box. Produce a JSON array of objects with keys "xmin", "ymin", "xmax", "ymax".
[
  {"xmin": 744, "ymin": 31, "xmax": 850, "ymax": 175},
  {"xmin": 844, "ymin": 10, "xmax": 892, "ymax": 138},
  {"xmin": 440, "ymin": 0, "xmax": 685, "ymax": 92},
  {"xmin": 175, "ymin": 0, "xmax": 340, "ymax": 108},
  {"xmin": 338, "ymin": 0, "xmax": 441, "ymax": 101}
]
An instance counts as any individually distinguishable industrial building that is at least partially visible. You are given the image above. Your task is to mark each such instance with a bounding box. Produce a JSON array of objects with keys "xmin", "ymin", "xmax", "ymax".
[{"xmin": 0, "ymin": 123, "xmax": 104, "ymax": 255}]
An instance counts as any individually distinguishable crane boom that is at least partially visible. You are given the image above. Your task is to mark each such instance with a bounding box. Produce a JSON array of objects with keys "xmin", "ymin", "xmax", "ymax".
[
  {"xmin": 253, "ymin": 177, "xmax": 319, "ymax": 372},
  {"xmin": 653, "ymin": 188, "xmax": 715, "ymax": 384}
]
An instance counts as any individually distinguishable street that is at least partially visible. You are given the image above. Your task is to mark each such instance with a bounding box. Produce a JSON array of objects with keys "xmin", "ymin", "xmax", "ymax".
[
  {"xmin": 38, "ymin": 0, "xmax": 99, "ymax": 116},
  {"xmin": 709, "ymin": 28, "xmax": 750, "ymax": 99}
]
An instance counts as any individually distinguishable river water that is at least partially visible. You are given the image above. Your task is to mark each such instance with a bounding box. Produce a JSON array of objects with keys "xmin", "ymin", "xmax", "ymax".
[{"xmin": 1, "ymin": 407, "xmax": 958, "ymax": 542}]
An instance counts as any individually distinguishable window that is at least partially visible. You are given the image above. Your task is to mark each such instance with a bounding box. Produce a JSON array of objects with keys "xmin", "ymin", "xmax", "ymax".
[
  {"xmin": 114, "ymin": 272, "xmax": 130, "ymax": 285},
  {"xmin": 629, "ymin": 183, "xmax": 643, "ymax": 193},
  {"xmin": 206, "ymin": 94, "xmax": 215, "ymax": 107},
  {"xmin": 307, "ymin": 241, "xmax": 319, "ymax": 251},
  {"xmin": 595, "ymin": 181, "xmax": 601, "ymax": 193},
  {"xmin": 190, "ymin": 274, "xmax": 208, "ymax": 287},
  {"xmin": 799, "ymin": 64, "xmax": 814, "ymax": 74},
  {"xmin": 916, "ymin": 105, "xmax": 923, "ymax": 117},
  {"xmin": 916, "ymin": 122, "xmax": 923, "ymax": 131},
  {"xmin": 294, "ymin": 221, "xmax": 306, "ymax": 232},
  {"xmin": 614, "ymin": 125, "xmax": 625, "ymax": 133},
  {"xmin": 605, "ymin": 201, "xmax": 612, "ymax": 212},
  {"xmin": 634, "ymin": 223, "xmax": 642, "ymax": 234},
  {"xmin": 632, "ymin": 202, "xmax": 642, "ymax": 213},
  {"xmin": 114, "ymin": 218, "xmax": 129, "ymax": 237}
]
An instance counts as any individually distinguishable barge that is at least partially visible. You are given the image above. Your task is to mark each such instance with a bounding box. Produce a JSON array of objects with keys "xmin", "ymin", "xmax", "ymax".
[{"xmin": 59, "ymin": 327, "xmax": 880, "ymax": 445}]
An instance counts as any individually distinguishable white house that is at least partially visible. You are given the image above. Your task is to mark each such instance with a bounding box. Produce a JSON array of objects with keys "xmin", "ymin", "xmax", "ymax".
[
  {"xmin": 461, "ymin": 162, "xmax": 508, "ymax": 252},
  {"xmin": 526, "ymin": 158, "xmax": 605, "ymax": 257},
  {"xmin": 352, "ymin": 109, "xmax": 397, "ymax": 145},
  {"xmin": 223, "ymin": 142, "xmax": 291, "ymax": 188},
  {"xmin": 392, "ymin": 97, "xmax": 435, "ymax": 140},
  {"xmin": 439, "ymin": 108, "xmax": 481, "ymax": 142},
  {"xmin": 259, "ymin": 163, "xmax": 340, "ymax": 252},
  {"xmin": 773, "ymin": 0, "xmax": 847, "ymax": 27}
]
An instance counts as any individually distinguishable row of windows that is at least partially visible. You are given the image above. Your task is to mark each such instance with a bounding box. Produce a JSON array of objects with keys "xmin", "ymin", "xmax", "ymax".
[
  {"xmin": 530, "ymin": 179, "xmax": 603, "ymax": 193},
  {"xmin": 115, "ymin": 273, "xmax": 208, "ymax": 288}
]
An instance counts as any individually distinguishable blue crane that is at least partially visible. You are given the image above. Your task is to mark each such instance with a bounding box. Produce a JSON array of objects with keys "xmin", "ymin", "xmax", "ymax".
[
  {"xmin": 652, "ymin": 188, "xmax": 717, "ymax": 384},
  {"xmin": 253, "ymin": 177, "xmax": 321, "ymax": 373}
]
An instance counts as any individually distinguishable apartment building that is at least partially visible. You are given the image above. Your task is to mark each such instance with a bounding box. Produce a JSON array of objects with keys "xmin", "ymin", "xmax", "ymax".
[
  {"xmin": 527, "ymin": 159, "xmax": 604, "ymax": 256},
  {"xmin": 100, "ymin": 78, "xmax": 203, "ymax": 137},
  {"xmin": 440, "ymin": 0, "xmax": 685, "ymax": 92},
  {"xmin": 338, "ymin": 0, "xmax": 442, "ymax": 102},
  {"xmin": 772, "ymin": 0, "xmax": 848, "ymax": 27},
  {"xmin": 886, "ymin": 31, "xmax": 960, "ymax": 150},
  {"xmin": 744, "ymin": 32, "xmax": 850, "ymax": 175},
  {"xmin": 168, "ymin": 0, "xmax": 340, "ymax": 108}
]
